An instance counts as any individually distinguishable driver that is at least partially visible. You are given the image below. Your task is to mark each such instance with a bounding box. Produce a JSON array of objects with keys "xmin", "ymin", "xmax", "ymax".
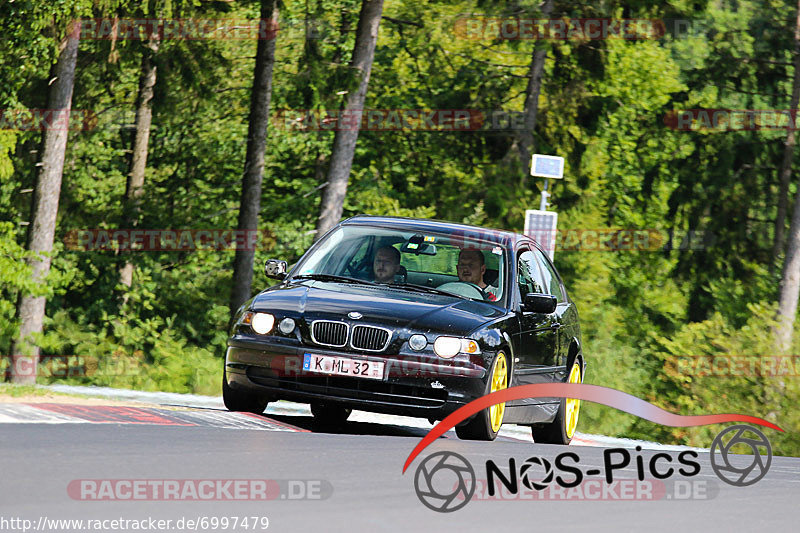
[
  {"xmin": 456, "ymin": 249, "xmax": 498, "ymax": 301},
  {"xmin": 372, "ymin": 246, "xmax": 401, "ymax": 283}
]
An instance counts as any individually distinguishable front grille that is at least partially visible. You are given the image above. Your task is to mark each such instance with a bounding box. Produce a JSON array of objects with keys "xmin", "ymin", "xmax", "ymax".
[
  {"xmin": 351, "ymin": 325, "xmax": 391, "ymax": 352},
  {"xmin": 311, "ymin": 320, "xmax": 348, "ymax": 347}
]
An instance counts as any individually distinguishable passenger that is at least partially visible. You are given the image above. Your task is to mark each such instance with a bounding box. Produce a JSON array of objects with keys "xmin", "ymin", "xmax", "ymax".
[
  {"xmin": 372, "ymin": 246, "xmax": 401, "ymax": 283},
  {"xmin": 456, "ymin": 249, "xmax": 498, "ymax": 301}
]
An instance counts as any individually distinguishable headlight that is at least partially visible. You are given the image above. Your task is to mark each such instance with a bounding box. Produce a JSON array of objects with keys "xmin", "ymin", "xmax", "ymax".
[
  {"xmin": 240, "ymin": 311, "xmax": 275, "ymax": 334},
  {"xmin": 434, "ymin": 337, "xmax": 461, "ymax": 358},
  {"xmin": 433, "ymin": 336, "xmax": 481, "ymax": 358},
  {"xmin": 409, "ymin": 334, "xmax": 427, "ymax": 351}
]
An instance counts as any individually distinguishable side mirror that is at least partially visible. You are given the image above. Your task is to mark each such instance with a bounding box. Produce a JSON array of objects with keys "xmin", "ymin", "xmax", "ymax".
[
  {"xmin": 522, "ymin": 293, "xmax": 557, "ymax": 314},
  {"xmin": 265, "ymin": 259, "xmax": 288, "ymax": 280}
]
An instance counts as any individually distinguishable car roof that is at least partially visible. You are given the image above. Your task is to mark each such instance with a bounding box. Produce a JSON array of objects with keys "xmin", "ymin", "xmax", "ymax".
[{"xmin": 340, "ymin": 214, "xmax": 536, "ymax": 249}]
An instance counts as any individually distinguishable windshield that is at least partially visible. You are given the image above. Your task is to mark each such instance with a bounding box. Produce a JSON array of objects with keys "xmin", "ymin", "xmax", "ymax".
[{"xmin": 291, "ymin": 225, "xmax": 507, "ymax": 304}]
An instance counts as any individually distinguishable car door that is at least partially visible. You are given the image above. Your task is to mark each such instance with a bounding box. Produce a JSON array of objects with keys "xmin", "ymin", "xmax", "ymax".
[
  {"xmin": 512, "ymin": 247, "xmax": 560, "ymax": 390},
  {"xmin": 531, "ymin": 246, "xmax": 573, "ymax": 373}
]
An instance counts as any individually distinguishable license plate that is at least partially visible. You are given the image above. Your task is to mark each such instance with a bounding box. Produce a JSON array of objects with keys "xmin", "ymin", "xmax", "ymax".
[{"xmin": 302, "ymin": 353, "xmax": 385, "ymax": 380}]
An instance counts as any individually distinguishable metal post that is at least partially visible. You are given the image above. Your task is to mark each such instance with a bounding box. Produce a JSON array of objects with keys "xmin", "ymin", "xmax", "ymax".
[{"xmin": 539, "ymin": 178, "xmax": 550, "ymax": 211}]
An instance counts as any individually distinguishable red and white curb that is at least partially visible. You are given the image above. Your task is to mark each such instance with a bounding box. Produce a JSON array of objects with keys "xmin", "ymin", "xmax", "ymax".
[{"xmin": 0, "ymin": 403, "xmax": 305, "ymax": 432}]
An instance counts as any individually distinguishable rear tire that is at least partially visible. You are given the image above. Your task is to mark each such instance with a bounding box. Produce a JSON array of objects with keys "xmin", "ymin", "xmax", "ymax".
[
  {"xmin": 310, "ymin": 403, "xmax": 351, "ymax": 427},
  {"xmin": 531, "ymin": 359, "xmax": 582, "ymax": 445},
  {"xmin": 222, "ymin": 370, "xmax": 270, "ymax": 414},
  {"xmin": 455, "ymin": 351, "xmax": 508, "ymax": 441}
]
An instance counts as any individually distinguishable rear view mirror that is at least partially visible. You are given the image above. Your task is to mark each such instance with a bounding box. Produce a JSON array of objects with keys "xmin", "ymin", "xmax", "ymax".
[
  {"xmin": 401, "ymin": 242, "xmax": 436, "ymax": 255},
  {"xmin": 401, "ymin": 234, "xmax": 437, "ymax": 255},
  {"xmin": 265, "ymin": 259, "xmax": 287, "ymax": 280},
  {"xmin": 522, "ymin": 293, "xmax": 557, "ymax": 314}
]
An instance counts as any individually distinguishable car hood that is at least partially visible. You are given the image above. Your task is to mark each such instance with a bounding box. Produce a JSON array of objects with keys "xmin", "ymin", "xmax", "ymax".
[{"xmin": 250, "ymin": 281, "xmax": 504, "ymax": 336}]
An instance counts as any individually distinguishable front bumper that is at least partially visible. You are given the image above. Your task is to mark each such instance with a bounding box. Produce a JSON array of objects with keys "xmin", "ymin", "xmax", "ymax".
[{"xmin": 225, "ymin": 334, "xmax": 489, "ymax": 420}]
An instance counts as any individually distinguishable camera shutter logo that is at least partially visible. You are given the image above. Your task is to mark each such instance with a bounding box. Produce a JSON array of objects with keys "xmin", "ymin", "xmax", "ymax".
[
  {"xmin": 710, "ymin": 425, "xmax": 772, "ymax": 487},
  {"xmin": 413, "ymin": 451, "xmax": 475, "ymax": 512},
  {"xmin": 520, "ymin": 456, "xmax": 554, "ymax": 490}
]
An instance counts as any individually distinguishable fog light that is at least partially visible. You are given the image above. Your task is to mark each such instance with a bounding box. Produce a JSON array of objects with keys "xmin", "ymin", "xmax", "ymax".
[
  {"xmin": 409, "ymin": 334, "xmax": 427, "ymax": 351},
  {"xmin": 251, "ymin": 313, "xmax": 275, "ymax": 334},
  {"xmin": 279, "ymin": 317, "xmax": 296, "ymax": 335}
]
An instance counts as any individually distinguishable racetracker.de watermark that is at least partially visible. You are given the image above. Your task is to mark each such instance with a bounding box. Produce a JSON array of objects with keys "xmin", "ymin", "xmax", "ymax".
[
  {"xmin": 1, "ymin": 354, "xmax": 144, "ymax": 380},
  {"xmin": 669, "ymin": 354, "xmax": 800, "ymax": 377},
  {"xmin": 72, "ymin": 18, "xmax": 278, "ymax": 40},
  {"xmin": 468, "ymin": 478, "xmax": 717, "ymax": 501},
  {"xmin": 64, "ymin": 229, "xmax": 275, "ymax": 252},
  {"xmin": 0, "ymin": 109, "xmax": 97, "ymax": 131},
  {"xmin": 526, "ymin": 229, "xmax": 711, "ymax": 252},
  {"xmin": 665, "ymin": 109, "xmax": 800, "ymax": 131},
  {"xmin": 68, "ymin": 479, "xmax": 332, "ymax": 501},
  {"xmin": 246, "ymin": 353, "xmax": 483, "ymax": 379},
  {"xmin": 272, "ymin": 109, "xmax": 534, "ymax": 132},
  {"xmin": 453, "ymin": 16, "xmax": 665, "ymax": 40}
]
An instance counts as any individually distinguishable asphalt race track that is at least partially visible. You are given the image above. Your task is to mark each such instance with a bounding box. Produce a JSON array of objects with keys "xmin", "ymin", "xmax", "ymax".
[{"xmin": 0, "ymin": 394, "xmax": 798, "ymax": 532}]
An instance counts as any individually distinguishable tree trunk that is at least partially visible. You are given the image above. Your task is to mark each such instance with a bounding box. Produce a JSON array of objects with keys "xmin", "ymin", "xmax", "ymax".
[
  {"xmin": 771, "ymin": 0, "xmax": 800, "ymax": 273},
  {"xmin": 775, "ymin": 0, "xmax": 800, "ymax": 352},
  {"xmin": 516, "ymin": 0, "xmax": 554, "ymax": 176},
  {"xmin": 120, "ymin": 38, "xmax": 159, "ymax": 289},
  {"xmin": 313, "ymin": 0, "xmax": 384, "ymax": 241},
  {"xmin": 10, "ymin": 29, "xmax": 80, "ymax": 383},
  {"xmin": 229, "ymin": 0, "xmax": 279, "ymax": 316}
]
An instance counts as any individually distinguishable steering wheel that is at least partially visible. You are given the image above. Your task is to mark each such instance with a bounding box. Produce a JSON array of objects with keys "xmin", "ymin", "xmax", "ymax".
[
  {"xmin": 345, "ymin": 256, "xmax": 372, "ymax": 277},
  {"xmin": 437, "ymin": 281, "xmax": 487, "ymax": 299},
  {"xmin": 345, "ymin": 262, "xmax": 360, "ymax": 276}
]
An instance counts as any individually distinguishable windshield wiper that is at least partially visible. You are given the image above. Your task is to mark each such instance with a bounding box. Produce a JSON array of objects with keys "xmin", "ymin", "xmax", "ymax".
[
  {"xmin": 292, "ymin": 274, "xmax": 377, "ymax": 286},
  {"xmin": 385, "ymin": 283, "xmax": 468, "ymax": 299}
]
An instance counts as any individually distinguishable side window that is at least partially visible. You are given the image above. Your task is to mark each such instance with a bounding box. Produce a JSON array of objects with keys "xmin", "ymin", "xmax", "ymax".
[
  {"xmin": 517, "ymin": 250, "xmax": 544, "ymax": 297},
  {"xmin": 533, "ymin": 248, "xmax": 565, "ymax": 302}
]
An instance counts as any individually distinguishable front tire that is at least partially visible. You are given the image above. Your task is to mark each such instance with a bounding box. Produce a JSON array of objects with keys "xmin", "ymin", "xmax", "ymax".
[
  {"xmin": 531, "ymin": 359, "xmax": 582, "ymax": 445},
  {"xmin": 222, "ymin": 370, "xmax": 270, "ymax": 414},
  {"xmin": 455, "ymin": 351, "xmax": 508, "ymax": 441}
]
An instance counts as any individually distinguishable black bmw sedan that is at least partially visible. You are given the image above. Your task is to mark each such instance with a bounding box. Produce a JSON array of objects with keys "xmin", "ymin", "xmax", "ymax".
[{"xmin": 224, "ymin": 215, "xmax": 584, "ymax": 443}]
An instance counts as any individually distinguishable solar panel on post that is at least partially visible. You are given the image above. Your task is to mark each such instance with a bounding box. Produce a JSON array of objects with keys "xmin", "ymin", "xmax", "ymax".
[{"xmin": 524, "ymin": 210, "xmax": 558, "ymax": 261}]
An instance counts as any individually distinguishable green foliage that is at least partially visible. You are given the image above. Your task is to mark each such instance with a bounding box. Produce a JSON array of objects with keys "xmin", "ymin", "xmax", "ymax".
[
  {"xmin": 31, "ymin": 309, "xmax": 220, "ymax": 396},
  {"xmin": 0, "ymin": 131, "xmax": 16, "ymax": 181},
  {"xmin": 0, "ymin": 222, "xmax": 74, "ymax": 353},
  {"xmin": 0, "ymin": 384, "xmax": 50, "ymax": 397},
  {"xmin": 645, "ymin": 305, "xmax": 799, "ymax": 455}
]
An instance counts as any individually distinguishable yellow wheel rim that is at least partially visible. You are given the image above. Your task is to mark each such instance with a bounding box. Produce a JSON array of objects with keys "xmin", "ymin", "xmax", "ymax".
[
  {"xmin": 565, "ymin": 362, "xmax": 582, "ymax": 439},
  {"xmin": 489, "ymin": 352, "xmax": 508, "ymax": 432}
]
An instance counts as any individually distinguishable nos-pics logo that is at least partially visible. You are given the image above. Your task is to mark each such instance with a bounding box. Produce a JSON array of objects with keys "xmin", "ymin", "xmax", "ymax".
[
  {"xmin": 413, "ymin": 425, "xmax": 773, "ymax": 513},
  {"xmin": 403, "ymin": 383, "xmax": 782, "ymax": 512}
]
